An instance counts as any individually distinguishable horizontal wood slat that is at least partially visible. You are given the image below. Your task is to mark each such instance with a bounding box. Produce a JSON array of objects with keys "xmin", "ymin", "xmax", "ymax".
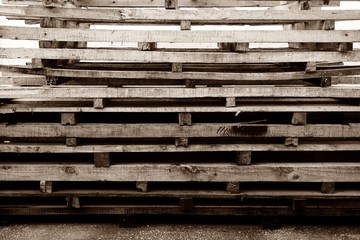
[
  {"xmin": 1, "ymin": 6, "xmax": 359, "ymax": 23},
  {"xmin": 2, "ymin": 27, "xmax": 359, "ymax": 43},
  {"xmin": 1, "ymin": 86, "xmax": 360, "ymax": 99},
  {"xmin": 2, "ymin": 48, "xmax": 360, "ymax": 63},
  {"xmin": 0, "ymin": 163, "xmax": 359, "ymax": 182},
  {"xmin": 1, "ymin": 123, "xmax": 359, "ymax": 138},
  {"xmin": 0, "ymin": 142, "xmax": 359, "ymax": 153}
]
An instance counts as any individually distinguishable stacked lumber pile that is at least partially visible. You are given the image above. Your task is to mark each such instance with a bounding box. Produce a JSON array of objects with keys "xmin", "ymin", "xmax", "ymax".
[{"xmin": 0, "ymin": 0, "xmax": 360, "ymax": 224}]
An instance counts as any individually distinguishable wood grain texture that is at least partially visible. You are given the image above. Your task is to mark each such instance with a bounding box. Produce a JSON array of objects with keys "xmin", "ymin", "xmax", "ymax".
[
  {"xmin": 0, "ymin": 163, "xmax": 360, "ymax": 182},
  {"xmin": 3, "ymin": 27, "xmax": 360, "ymax": 43},
  {"xmin": 1, "ymin": 123, "xmax": 359, "ymax": 138}
]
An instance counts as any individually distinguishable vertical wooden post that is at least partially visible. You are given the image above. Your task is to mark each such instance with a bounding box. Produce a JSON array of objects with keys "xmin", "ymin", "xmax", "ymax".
[
  {"xmin": 175, "ymin": 137, "xmax": 188, "ymax": 147},
  {"xmin": 172, "ymin": 63, "xmax": 183, "ymax": 72},
  {"xmin": 136, "ymin": 182, "xmax": 148, "ymax": 192},
  {"xmin": 180, "ymin": 21, "xmax": 191, "ymax": 30},
  {"xmin": 138, "ymin": 42, "xmax": 157, "ymax": 51},
  {"xmin": 291, "ymin": 112, "xmax": 307, "ymax": 125}
]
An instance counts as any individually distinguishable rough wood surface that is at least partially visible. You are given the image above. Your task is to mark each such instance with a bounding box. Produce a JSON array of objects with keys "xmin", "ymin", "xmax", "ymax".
[
  {"xmin": 0, "ymin": 163, "xmax": 360, "ymax": 182},
  {"xmin": 1, "ymin": 123, "xmax": 359, "ymax": 138}
]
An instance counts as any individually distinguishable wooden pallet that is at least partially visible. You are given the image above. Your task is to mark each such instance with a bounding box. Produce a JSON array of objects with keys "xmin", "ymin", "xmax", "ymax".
[{"xmin": 0, "ymin": 0, "xmax": 360, "ymax": 219}]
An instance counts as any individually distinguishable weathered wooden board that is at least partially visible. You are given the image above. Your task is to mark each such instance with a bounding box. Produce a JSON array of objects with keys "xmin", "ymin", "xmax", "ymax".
[
  {"xmin": 1, "ymin": 123, "xmax": 359, "ymax": 138},
  {"xmin": 2, "ymin": 27, "xmax": 359, "ymax": 43},
  {"xmin": 1, "ymin": 86, "xmax": 360, "ymax": 99},
  {"xmin": 0, "ymin": 142, "xmax": 359, "ymax": 153},
  {"xmin": 1, "ymin": 0, "xmax": 342, "ymax": 7},
  {"xmin": 1, "ymin": 6, "xmax": 359, "ymax": 23},
  {"xmin": 0, "ymin": 163, "xmax": 360, "ymax": 182},
  {"xmin": 2, "ymin": 101, "xmax": 360, "ymax": 114},
  {"xmin": 2, "ymin": 48, "xmax": 360, "ymax": 63},
  {"xmin": 4, "ymin": 65, "xmax": 360, "ymax": 82}
]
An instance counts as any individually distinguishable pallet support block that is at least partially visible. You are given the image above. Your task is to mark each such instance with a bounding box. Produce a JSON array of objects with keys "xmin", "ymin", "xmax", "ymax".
[
  {"xmin": 94, "ymin": 152, "xmax": 111, "ymax": 168},
  {"xmin": 175, "ymin": 138, "xmax": 188, "ymax": 147},
  {"xmin": 31, "ymin": 58, "xmax": 43, "ymax": 69},
  {"xmin": 61, "ymin": 113, "xmax": 77, "ymax": 125},
  {"xmin": 321, "ymin": 182, "xmax": 335, "ymax": 194},
  {"xmin": 305, "ymin": 62, "xmax": 317, "ymax": 73},
  {"xmin": 138, "ymin": 42, "xmax": 157, "ymax": 51},
  {"xmin": 235, "ymin": 151, "xmax": 252, "ymax": 165},
  {"xmin": 93, "ymin": 98, "xmax": 107, "ymax": 109},
  {"xmin": 40, "ymin": 181, "xmax": 53, "ymax": 193},
  {"xmin": 172, "ymin": 63, "xmax": 183, "ymax": 72},
  {"xmin": 291, "ymin": 112, "xmax": 307, "ymax": 125},
  {"xmin": 66, "ymin": 138, "xmax": 77, "ymax": 147},
  {"xmin": 180, "ymin": 20, "xmax": 191, "ymax": 30},
  {"xmin": 218, "ymin": 42, "xmax": 249, "ymax": 52},
  {"xmin": 185, "ymin": 79, "xmax": 196, "ymax": 88},
  {"xmin": 227, "ymin": 182, "xmax": 240, "ymax": 194},
  {"xmin": 226, "ymin": 97, "xmax": 236, "ymax": 108},
  {"xmin": 66, "ymin": 197, "xmax": 81, "ymax": 209},
  {"xmin": 165, "ymin": 0, "xmax": 178, "ymax": 9},
  {"xmin": 136, "ymin": 182, "xmax": 148, "ymax": 192},
  {"xmin": 179, "ymin": 113, "xmax": 192, "ymax": 126},
  {"xmin": 285, "ymin": 137, "xmax": 299, "ymax": 147}
]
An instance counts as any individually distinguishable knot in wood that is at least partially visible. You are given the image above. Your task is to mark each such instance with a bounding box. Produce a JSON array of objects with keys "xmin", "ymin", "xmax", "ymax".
[
  {"xmin": 62, "ymin": 166, "xmax": 76, "ymax": 174},
  {"xmin": 180, "ymin": 165, "xmax": 201, "ymax": 174},
  {"xmin": 1, "ymin": 166, "xmax": 11, "ymax": 170},
  {"xmin": 279, "ymin": 167, "xmax": 294, "ymax": 174}
]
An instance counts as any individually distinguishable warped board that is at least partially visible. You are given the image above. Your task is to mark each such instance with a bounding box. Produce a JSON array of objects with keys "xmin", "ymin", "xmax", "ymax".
[{"xmin": 2, "ymin": 48, "xmax": 360, "ymax": 63}]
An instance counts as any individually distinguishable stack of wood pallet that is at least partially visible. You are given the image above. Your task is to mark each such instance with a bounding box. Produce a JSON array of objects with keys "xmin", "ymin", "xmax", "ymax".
[{"xmin": 0, "ymin": 0, "xmax": 360, "ymax": 224}]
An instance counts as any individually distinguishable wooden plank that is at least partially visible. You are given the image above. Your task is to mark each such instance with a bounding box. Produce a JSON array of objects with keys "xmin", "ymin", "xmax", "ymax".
[
  {"xmin": 3, "ymin": 27, "xmax": 360, "ymax": 43},
  {"xmin": 1, "ymin": 6, "xmax": 359, "ymax": 23},
  {"xmin": 1, "ymin": 0, "xmax": 341, "ymax": 8},
  {"xmin": 5, "ymin": 66, "xmax": 360, "ymax": 81},
  {"xmin": 2, "ymin": 100, "xmax": 360, "ymax": 113},
  {"xmin": 3, "ymin": 48, "xmax": 360, "ymax": 63},
  {"xmin": 1, "ymin": 123, "xmax": 360, "ymax": 138},
  {"xmin": 0, "ymin": 142, "xmax": 359, "ymax": 153},
  {"xmin": 1, "ymin": 86, "xmax": 360, "ymax": 99},
  {"xmin": 1, "ymin": 163, "xmax": 360, "ymax": 182}
]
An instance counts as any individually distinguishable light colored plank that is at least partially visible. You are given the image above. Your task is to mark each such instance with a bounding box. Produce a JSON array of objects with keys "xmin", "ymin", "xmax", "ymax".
[
  {"xmin": 1, "ymin": 0, "xmax": 341, "ymax": 8},
  {"xmin": 0, "ymin": 142, "xmax": 359, "ymax": 153},
  {"xmin": 1, "ymin": 6, "xmax": 359, "ymax": 22},
  {"xmin": 1, "ymin": 123, "xmax": 359, "ymax": 138},
  {"xmin": 2, "ymin": 105, "xmax": 360, "ymax": 114},
  {"xmin": 3, "ymin": 27, "xmax": 360, "ymax": 43},
  {"xmin": 3, "ymin": 48, "xmax": 360, "ymax": 63},
  {"xmin": 1, "ymin": 86, "xmax": 360, "ymax": 99},
  {"xmin": 1, "ymin": 163, "xmax": 360, "ymax": 182}
]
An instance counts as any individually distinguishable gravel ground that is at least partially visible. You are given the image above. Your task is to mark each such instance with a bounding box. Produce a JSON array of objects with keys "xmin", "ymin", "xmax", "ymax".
[{"xmin": 1, "ymin": 217, "xmax": 360, "ymax": 240}]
